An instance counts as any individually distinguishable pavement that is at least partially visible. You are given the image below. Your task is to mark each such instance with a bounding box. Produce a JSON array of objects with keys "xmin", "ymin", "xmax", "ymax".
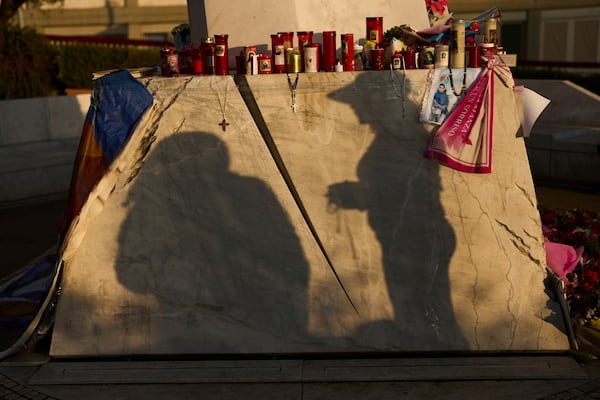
[
  {"xmin": 2, "ymin": 351, "xmax": 600, "ymax": 400},
  {"xmin": 1, "ymin": 189, "xmax": 600, "ymax": 399},
  {"xmin": 0, "ymin": 76, "xmax": 598, "ymax": 399}
]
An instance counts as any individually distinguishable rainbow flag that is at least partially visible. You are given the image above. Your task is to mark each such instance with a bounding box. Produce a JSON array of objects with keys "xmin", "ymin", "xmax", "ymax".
[{"xmin": 60, "ymin": 69, "xmax": 153, "ymax": 242}]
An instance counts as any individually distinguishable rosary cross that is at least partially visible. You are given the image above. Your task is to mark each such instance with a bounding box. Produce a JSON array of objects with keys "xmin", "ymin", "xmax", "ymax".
[
  {"xmin": 219, "ymin": 118, "xmax": 230, "ymax": 131},
  {"xmin": 287, "ymin": 73, "xmax": 299, "ymax": 113},
  {"xmin": 214, "ymin": 81, "xmax": 230, "ymax": 131}
]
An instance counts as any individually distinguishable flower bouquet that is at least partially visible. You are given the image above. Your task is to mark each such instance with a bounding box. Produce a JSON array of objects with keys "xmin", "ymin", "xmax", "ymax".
[{"xmin": 543, "ymin": 207, "xmax": 600, "ymax": 353}]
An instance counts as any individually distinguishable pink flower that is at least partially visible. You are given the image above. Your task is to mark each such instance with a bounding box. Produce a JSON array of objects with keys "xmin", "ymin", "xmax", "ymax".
[
  {"xmin": 425, "ymin": 0, "xmax": 449, "ymax": 16},
  {"xmin": 545, "ymin": 241, "xmax": 584, "ymax": 282},
  {"xmin": 543, "ymin": 225, "xmax": 560, "ymax": 242}
]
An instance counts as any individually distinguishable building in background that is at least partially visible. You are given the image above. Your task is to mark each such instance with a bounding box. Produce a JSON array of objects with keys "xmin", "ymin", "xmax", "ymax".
[
  {"xmin": 452, "ymin": 0, "xmax": 600, "ymax": 68},
  {"xmin": 15, "ymin": 0, "xmax": 600, "ymax": 66},
  {"xmin": 19, "ymin": 0, "xmax": 188, "ymax": 42}
]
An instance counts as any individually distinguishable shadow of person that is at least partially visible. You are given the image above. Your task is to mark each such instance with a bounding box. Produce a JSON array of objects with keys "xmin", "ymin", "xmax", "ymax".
[
  {"xmin": 114, "ymin": 131, "xmax": 310, "ymax": 353},
  {"xmin": 326, "ymin": 71, "xmax": 468, "ymax": 350}
]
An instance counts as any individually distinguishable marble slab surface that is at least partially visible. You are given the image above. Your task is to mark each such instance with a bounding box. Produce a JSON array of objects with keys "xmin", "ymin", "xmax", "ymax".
[
  {"xmin": 52, "ymin": 75, "xmax": 367, "ymax": 356},
  {"xmin": 241, "ymin": 70, "xmax": 568, "ymax": 351},
  {"xmin": 50, "ymin": 72, "xmax": 569, "ymax": 357}
]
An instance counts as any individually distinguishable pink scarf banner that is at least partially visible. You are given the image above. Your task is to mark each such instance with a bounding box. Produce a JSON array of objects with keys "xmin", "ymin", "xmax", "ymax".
[{"xmin": 425, "ymin": 58, "xmax": 512, "ymax": 173}]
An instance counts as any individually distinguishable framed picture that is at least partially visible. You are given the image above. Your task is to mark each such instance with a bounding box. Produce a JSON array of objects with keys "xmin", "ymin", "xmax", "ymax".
[{"xmin": 420, "ymin": 68, "xmax": 482, "ymax": 125}]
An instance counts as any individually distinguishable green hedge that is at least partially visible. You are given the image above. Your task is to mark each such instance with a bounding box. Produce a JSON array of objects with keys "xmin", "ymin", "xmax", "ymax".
[
  {"xmin": 54, "ymin": 42, "xmax": 160, "ymax": 90},
  {"xmin": 0, "ymin": 25, "xmax": 59, "ymax": 99},
  {"xmin": 0, "ymin": 24, "xmax": 161, "ymax": 99}
]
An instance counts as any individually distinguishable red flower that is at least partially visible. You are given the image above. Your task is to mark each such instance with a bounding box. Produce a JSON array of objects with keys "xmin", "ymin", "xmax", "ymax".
[
  {"xmin": 592, "ymin": 221, "xmax": 600, "ymax": 235},
  {"xmin": 565, "ymin": 283, "xmax": 576, "ymax": 297},
  {"xmin": 561, "ymin": 230, "xmax": 588, "ymax": 247},
  {"xmin": 582, "ymin": 269, "xmax": 600, "ymax": 288},
  {"xmin": 543, "ymin": 209, "xmax": 557, "ymax": 226}
]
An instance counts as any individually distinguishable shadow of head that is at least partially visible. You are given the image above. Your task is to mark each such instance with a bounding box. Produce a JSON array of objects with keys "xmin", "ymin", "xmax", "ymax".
[
  {"xmin": 326, "ymin": 70, "xmax": 417, "ymax": 126},
  {"xmin": 155, "ymin": 131, "xmax": 230, "ymax": 173}
]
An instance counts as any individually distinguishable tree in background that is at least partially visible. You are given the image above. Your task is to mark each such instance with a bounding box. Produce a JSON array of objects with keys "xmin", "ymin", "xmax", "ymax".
[{"xmin": 0, "ymin": 0, "xmax": 61, "ymax": 28}]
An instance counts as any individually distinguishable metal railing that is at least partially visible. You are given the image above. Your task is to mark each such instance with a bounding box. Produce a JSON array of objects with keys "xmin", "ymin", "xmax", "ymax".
[{"xmin": 44, "ymin": 35, "xmax": 173, "ymax": 49}]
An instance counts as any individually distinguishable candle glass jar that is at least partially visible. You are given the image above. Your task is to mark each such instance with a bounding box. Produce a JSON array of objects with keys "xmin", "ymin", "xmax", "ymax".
[
  {"xmin": 366, "ymin": 17, "xmax": 383, "ymax": 45},
  {"xmin": 214, "ymin": 34, "xmax": 229, "ymax": 75},
  {"xmin": 322, "ymin": 31, "xmax": 336, "ymax": 72},
  {"xmin": 341, "ymin": 33, "xmax": 355, "ymax": 71}
]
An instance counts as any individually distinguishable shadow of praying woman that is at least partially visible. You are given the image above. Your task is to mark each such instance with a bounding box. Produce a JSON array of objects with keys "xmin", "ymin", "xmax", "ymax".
[
  {"xmin": 326, "ymin": 71, "xmax": 468, "ymax": 350},
  {"xmin": 114, "ymin": 131, "xmax": 311, "ymax": 353}
]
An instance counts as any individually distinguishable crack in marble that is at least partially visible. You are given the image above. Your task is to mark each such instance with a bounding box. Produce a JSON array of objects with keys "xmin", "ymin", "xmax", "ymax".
[
  {"xmin": 475, "ymin": 215, "xmax": 535, "ymax": 347},
  {"xmin": 523, "ymin": 225, "xmax": 542, "ymax": 241},
  {"xmin": 125, "ymin": 79, "xmax": 192, "ymax": 185},
  {"xmin": 151, "ymin": 294, "xmax": 226, "ymax": 313},
  {"xmin": 467, "ymin": 218, "xmax": 518, "ymax": 348},
  {"xmin": 389, "ymin": 158, "xmax": 426, "ymax": 260},
  {"xmin": 495, "ymin": 219, "xmax": 543, "ymax": 265},
  {"xmin": 515, "ymin": 182, "xmax": 536, "ymax": 209},
  {"xmin": 451, "ymin": 172, "xmax": 481, "ymax": 349},
  {"xmin": 454, "ymin": 174, "xmax": 529, "ymax": 348},
  {"xmin": 495, "ymin": 228, "xmax": 518, "ymax": 348},
  {"xmin": 465, "ymin": 179, "xmax": 520, "ymax": 347},
  {"xmin": 425, "ymin": 262, "xmax": 443, "ymax": 343}
]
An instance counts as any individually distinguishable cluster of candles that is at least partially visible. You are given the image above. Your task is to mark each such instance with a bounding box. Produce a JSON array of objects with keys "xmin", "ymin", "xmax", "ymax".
[
  {"xmin": 160, "ymin": 17, "xmax": 385, "ymax": 76},
  {"xmin": 160, "ymin": 16, "xmax": 502, "ymax": 77}
]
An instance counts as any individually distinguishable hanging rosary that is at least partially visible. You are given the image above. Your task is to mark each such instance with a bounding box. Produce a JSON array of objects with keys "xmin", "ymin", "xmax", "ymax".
[
  {"xmin": 215, "ymin": 80, "xmax": 230, "ymax": 131},
  {"xmin": 448, "ymin": 66, "xmax": 467, "ymax": 97},
  {"xmin": 448, "ymin": 52, "xmax": 468, "ymax": 97},
  {"xmin": 287, "ymin": 72, "xmax": 299, "ymax": 113}
]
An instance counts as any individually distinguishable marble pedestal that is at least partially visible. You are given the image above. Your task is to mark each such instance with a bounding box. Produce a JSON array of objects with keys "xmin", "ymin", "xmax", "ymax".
[{"xmin": 50, "ymin": 72, "xmax": 569, "ymax": 357}]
